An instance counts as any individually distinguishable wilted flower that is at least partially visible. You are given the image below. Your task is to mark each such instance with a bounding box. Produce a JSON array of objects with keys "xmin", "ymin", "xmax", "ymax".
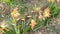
[
  {"xmin": 33, "ymin": 7, "xmax": 40, "ymax": 12},
  {"xmin": 30, "ymin": 19, "xmax": 36, "ymax": 29},
  {"xmin": 11, "ymin": 7, "xmax": 20, "ymax": 21},
  {"xmin": 43, "ymin": 7, "xmax": 50, "ymax": 18},
  {"xmin": 38, "ymin": 13, "xmax": 43, "ymax": 20},
  {"xmin": 33, "ymin": 4, "xmax": 40, "ymax": 12}
]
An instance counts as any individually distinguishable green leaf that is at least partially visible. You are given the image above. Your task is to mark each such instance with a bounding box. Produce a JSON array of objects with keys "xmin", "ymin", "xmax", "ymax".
[
  {"xmin": 4, "ymin": 30, "xmax": 10, "ymax": 34},
  {"xmin": 1, "ymin": 0, "xmax": 11, "ymax": 2},
  {"xmin": 22, "ymin": 26, "xmax": 30, "ymax": 34}
]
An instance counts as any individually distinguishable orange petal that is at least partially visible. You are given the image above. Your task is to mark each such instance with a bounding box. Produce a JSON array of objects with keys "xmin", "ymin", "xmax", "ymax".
[
  {"xmin": 43, "ymin": 7, "xmax": 50, "ymax": 18},
  {"xmin": 30, "ymin": 19, "xmax": 36, "ymax": 29},
  {"xmin": 56, "ymin": 0, "xmax": 60, "ymax": 3}
]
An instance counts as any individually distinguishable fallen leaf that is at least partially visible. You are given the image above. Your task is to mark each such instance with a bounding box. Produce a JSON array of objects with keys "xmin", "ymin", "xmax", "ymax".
[{"xmin": 21, "ymin": 18, "xmax": 25, "ymax": 21}]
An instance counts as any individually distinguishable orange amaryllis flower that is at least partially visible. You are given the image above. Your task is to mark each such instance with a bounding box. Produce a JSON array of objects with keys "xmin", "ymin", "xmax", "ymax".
[
  {"xmin": 43, "ymin": 7, "xmax": 50, "ymax": 18},
  {"xmin": 56, "ymin": 0, "xmax": 60, "ymax": 3},
  {"xmin": 11, "ymin": 7, "xmax": 20, "ymax": 21},
  {"xmin": 30, "ymin": 19, "xmax": 36, "ymax": 30}
]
